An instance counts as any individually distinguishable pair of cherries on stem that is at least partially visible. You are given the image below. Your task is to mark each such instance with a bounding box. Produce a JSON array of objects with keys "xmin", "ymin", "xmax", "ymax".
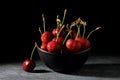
[
  {"xmin": 22, "ymin": 42, "xmax": 37, "ymax": 72},
  {"xmin": 66, "ymin": 27, "xmax": 101, "ymax": 52}
]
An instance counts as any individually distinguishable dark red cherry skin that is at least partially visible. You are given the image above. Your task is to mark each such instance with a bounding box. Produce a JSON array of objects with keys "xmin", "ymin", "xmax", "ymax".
[
  {"xmin": 71, "ymin": 30, "xmax": 77, "ymax": 39},
  {"xmin": 76, "ymin": 37, "xmax": 90, "ymax": 49},
  {"xmin": 52, "ymin": 28, "xmax": 60, "ymax": 36},
  {"xmin": 66, "ymin": 39, "xmax": 82, "ymax": 52},
  {"xmin": 22, "ymin": 59, "xmax": 36, "ymax": 72},
  {"xmin": 40, "ymin": 43, "xmax": 47, "ymax": 51},
  {"xmin": 52, "ymin": 27, "xmax": 66, "ymax": 37},
  {"xmin": 41, "ymin": 31, "xmax": 53, "ymax": 44},
  {"xmin": 52, "ymin": 37, "xmax": 64, "ymax": 46},
  {"xmin": 47, "ymin": 41, "xmax": 61, "ymax": 53}
]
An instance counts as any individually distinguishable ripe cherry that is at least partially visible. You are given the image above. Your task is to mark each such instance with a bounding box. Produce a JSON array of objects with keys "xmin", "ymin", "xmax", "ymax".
[
  {"xmin": 22, "ymin": 42, "xmax": 37, "ymax": 72},
  {"xmin": 52, "ymin": 27, "xmax": 66, "ymax": 37},
  {"xmin": 41, "ymin": 31, "xmax": 53, "ymax": 44},
  {"xmin": 47, "ymin": 41, "xmax": 61, "ymax": 53},
  {"xmin": 75, "ymin": 27, "xmax": 101, "ymax": 49},
  {"xmin": 40, "ymin": 14, "xmax": 53, "ymax": 44},
  {"xmin": 52, "ymin": 37, "xmax": 64, "ymax": 46},
  {"xmin": 70, "ymin": 30, "xmax": 78, "ymax": 39},
  {"xmin": 22, "ymin": 59, "xmax": 36, "ymax": 72},
  {"xmin": 52, "ymin": 27, "xmax": 60, "ymax": 37},
  {"xmin": 76, "ymin": 37, "xmax": 90, "ymax": 49},
  {"xmin": 66, "ymin": 39, "xmax": 82, "ymax": 52},
  {"xmin": 40, "ymin": 43, "xmax": 47, "ymax": 51}
]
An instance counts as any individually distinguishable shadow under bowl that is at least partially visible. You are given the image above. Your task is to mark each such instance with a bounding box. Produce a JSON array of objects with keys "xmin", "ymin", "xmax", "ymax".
[{"xmin": 37, "ymin": 46, "xmax": 91, "ymax": 73}]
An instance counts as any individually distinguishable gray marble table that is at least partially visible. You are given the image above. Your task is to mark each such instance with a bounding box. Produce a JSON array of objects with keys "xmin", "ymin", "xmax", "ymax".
[{"xmin": 0, "ymin": 56, "xmax": 120, "ymax": 80}]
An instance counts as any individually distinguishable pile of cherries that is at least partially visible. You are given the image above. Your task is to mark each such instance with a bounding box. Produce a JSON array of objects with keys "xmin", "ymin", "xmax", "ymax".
[
  {"xmin": 39, "ymin": 9, "xmax": 101, "ymax": 53},
  {"xmin": 22, "ymin": 9, "xmax": 101, "ymax": 72}
]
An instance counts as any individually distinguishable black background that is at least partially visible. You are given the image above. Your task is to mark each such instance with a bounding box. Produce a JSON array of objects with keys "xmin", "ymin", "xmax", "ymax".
[{"xmin": 1, "ymin": 0, "xmax": 120, "ymax": 62}]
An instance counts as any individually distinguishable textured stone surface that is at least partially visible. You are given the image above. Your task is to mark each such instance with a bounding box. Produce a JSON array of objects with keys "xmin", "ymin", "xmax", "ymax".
[{"xmin": 0, "ymin": 56, "xmax": 120, "ymax": 80}]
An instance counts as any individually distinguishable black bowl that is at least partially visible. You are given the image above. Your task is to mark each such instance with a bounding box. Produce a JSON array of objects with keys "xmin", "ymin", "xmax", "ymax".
[{"xmin": 37, "ymin": 46, "xmax": 91, "ymax": 73}]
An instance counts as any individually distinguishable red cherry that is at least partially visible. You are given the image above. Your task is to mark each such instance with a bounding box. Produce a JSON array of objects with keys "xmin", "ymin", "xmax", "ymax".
[
  {"xmin": 52, "ymin": 37, "xmax": 64, "ymax": 45},
  {"xmin": 40, "ymin": 43, "xmax": 47, "ymax": 51},
  {"xmin": 22, "ymin": 42, "xmax": 37, "ymax": 72},
  {"xmin": 66, "ymin": 39, "xmax": 82, "ymax": 52},
  {"xmin": 22, "ymin": 59, "xmax": 36, "ymax": 72},
  {"xmin": 41, "ymin": 31, "xmax": 53, "ymax": 44},
  {"xmin": 52, "ymin": 28, "xmax": 60, "ymax": 36},
  {"xmin": 76, "ymin": 37, "xmax": 90, "ymax": 49},
  {"xmin": 47, "ymin": 41, "xmax": 61, "ymax": 53},
  {"xmin": 71, "ymin": 30, "xmax": 77, "ymax": 39},
  {"xmin": 52, "ymin": 27, "xmax": 66, "ymax": 37}
]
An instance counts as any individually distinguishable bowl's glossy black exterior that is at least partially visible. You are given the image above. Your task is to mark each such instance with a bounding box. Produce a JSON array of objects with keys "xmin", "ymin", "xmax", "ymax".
[{"xmin": 37, "ymin": 46, "xmax": 91, "ymax": 73}]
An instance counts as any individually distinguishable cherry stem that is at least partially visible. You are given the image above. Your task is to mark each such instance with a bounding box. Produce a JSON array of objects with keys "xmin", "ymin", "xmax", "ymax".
[
  {"xmin": 70, "ymin": 21, "xmax": 75, "ymax": 29},
  {"xmin": 87, "ymin": 26, "xmax": 101, "ymax": 39},
  {"xmin": 66, "ymin": 24, "xmax": 73, "ymax": 37},
  {"xmin": 63, "ymin": 30, "xmax": 72, "ymax": 45},
  {"xmin": 30, "ymin": 42, "xmax": 37, "ymax": 60},
  {"xmin": 56, "ymin": 15, "xmax": 60, "ymax": 27},
  {"xmin": 42, "ymin": 14, "xmax": 45, "ymax": 32},
  {"xmin": 75, "ymin": 25, "xmax": 80, "ymax": 40},
  {"xmin": 56, "ymin": 25, "xmax": 65, "ymax": 41},
  {"xmin": 82, "ymin": 25, "xmax": 86, "ymax": 38},
  {"xmin": 38, "ymin": 27, "xmax": 42, "ymax": 35},
  {"xmin": 66, "ymin": 24, "xmax": 69, "ymax": 30},
  {"xmin": 61, "ymin": 9, "xmax": 67, "ymax": 26}
]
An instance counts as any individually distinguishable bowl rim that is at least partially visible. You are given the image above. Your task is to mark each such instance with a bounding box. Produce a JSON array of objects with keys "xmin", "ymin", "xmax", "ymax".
[{"xmin": 37, "ymin": 45, "xmax": 91, "ymax": 56}]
